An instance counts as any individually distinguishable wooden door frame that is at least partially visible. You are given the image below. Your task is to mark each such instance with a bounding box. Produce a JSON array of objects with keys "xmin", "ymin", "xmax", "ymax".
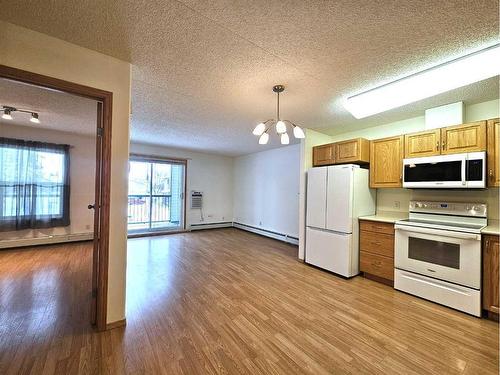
[{"xmin": 0, "ymin": 64, "xmax": 113, "ymax": 331}]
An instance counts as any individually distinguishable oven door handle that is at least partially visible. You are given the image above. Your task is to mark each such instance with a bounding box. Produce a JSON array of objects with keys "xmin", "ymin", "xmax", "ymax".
[{"xmin": 394, "ymin": 224, "xmax": 481, "ymax": 240}]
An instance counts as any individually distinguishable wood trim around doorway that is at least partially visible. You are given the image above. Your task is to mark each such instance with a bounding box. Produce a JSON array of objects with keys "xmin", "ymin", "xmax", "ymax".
[{"xmin": 0, "ymin": 64, "xmax": 113, "ymax": 331}]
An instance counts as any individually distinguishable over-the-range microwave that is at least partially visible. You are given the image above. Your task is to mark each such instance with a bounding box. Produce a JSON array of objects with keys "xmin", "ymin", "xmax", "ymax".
[{"xmin": 402, "ymin": 151, "xmax": 486, "ymax": 189}]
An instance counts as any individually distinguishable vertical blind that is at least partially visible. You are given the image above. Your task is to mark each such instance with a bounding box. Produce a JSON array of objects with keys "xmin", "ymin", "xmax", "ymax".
[{"xmin": 0, "ymin": 137, "xmax": 70, "ymax": 232}]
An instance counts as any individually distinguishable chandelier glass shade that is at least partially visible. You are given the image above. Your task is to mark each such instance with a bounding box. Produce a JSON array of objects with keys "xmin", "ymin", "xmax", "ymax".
[{"xmin": 252, "ymin": 85, "xmax": 305, "ymax": 145}]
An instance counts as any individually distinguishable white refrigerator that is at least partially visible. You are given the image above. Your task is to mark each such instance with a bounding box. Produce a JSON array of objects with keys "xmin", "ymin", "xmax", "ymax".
[{"xmin": 305, "ymin": 164, "xmax": 376, "ymax": 277}]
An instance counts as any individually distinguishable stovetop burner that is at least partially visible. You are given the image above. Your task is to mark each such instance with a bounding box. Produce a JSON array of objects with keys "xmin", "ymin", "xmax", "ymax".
[{"xmin": 395, "ymin": 201, "xmax": 487, "ymax": 234}]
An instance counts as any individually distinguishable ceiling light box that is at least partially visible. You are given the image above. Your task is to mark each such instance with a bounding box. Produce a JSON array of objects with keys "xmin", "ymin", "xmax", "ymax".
[{"xmin": 344, "ymin": 44, "xmax": 500, "ymax": 119}]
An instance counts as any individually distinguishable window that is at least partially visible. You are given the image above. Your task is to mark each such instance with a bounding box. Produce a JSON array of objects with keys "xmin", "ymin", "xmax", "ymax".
[
  {"xmin": 128, "ymin": 157, "xmax": 185, "ymax": 233},
  {"xmin": 0, "ymin": 137, "xmax": 70, "ymax": 231}
]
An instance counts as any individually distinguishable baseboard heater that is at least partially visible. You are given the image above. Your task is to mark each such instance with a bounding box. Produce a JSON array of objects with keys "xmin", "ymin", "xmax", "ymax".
[
  {"xmin": 189, "ymin": 221, "xmax": 233, "ymax": 231},
  {"xmin": 0, "ymin": 232, "xmax": 94, "ymax": 249},
  {"xmin": 233, "ymin": 222, "xmax": 299, "ymax": 245}
]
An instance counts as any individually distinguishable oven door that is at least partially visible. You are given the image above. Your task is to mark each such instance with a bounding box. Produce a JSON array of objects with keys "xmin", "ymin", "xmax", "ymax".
[
  {"xmin": 394, "ymin": 224, "xmax": 481, "ymax": 289},
  {"xmin": 402, "ymin": 153, "xmax": 466, "ymax": 188}
]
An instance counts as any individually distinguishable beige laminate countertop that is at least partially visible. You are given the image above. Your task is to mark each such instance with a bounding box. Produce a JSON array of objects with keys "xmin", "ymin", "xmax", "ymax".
[
  {"xmin": 359, "ymin": 211, "xmax": 409, "ymax": 224},
  {"xmin": 482, "ymin": 220, "xmax": 500, "ymax": 236}
]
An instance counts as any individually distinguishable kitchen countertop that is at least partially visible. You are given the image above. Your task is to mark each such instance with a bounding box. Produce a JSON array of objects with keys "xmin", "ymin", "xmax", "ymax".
[
  {"xmin": 359, "ymin": 211, "xmax": 409, "ymax": 224},
  {"xmin": 482, "ymin": 220, "xmax": 500, "ymax": 236}
]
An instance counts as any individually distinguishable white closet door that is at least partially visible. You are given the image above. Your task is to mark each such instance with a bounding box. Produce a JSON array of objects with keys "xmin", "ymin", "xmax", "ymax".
[
  {"xmin": 326, "ymin": 165, "xmax": 353, "ymax": 233},
  {"xmin": 306, "ymin": 167, "xmax": 327, "ymax": 229}
]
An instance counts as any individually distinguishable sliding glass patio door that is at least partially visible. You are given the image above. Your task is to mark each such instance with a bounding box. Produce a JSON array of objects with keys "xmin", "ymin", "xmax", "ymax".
[{"xmin": 127, "ymin": 158, "xmax": 185, "ymax": 233}]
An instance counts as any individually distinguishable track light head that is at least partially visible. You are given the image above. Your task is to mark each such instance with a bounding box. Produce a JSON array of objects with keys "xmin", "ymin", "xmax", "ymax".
[
  {"xmin": 2, "ymin": 107, "xmax": 13, "ymax": 120},
  {"xmin": 30, "ymin": 113, "xmax": 40, "ymax": 124}
]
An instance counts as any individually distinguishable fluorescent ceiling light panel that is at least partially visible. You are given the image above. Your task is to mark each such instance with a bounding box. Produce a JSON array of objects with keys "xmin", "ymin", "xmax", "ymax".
[{"xmin": 344, "ymin": 44, "xmax": 500, "ymax": 119}]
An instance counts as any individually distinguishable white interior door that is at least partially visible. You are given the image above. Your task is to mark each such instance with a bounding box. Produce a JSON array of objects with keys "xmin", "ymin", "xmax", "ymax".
[
  {"xmin": 326, "ymin": 165, "xmax": 353, "ymax": 233},
  {"xmin": 306, "ymin": 167, "xmax": 327, "ymax": 229}
]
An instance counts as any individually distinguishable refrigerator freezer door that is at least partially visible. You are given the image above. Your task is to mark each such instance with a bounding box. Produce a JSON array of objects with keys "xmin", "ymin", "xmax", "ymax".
[
  {"xmin": 306, "ymin": 167, "xmax": 327, "ymax": 229},
  {"xmin": 326, "ymin": 165, "xmax": 353, "ymax": 233},
  {"xmin": 305, "ymin": 227, "xmax": 354, "ymax": 277}
]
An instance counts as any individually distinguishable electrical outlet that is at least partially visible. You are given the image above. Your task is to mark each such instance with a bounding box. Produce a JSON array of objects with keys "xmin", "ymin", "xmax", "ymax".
[{"xmin": 394, "ymin": 201, "xmax": 400, "ymax": 209}]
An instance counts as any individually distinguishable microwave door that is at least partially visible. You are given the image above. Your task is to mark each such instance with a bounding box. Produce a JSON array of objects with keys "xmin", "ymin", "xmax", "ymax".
[
  {"xmin": 466, "ymin": 152, "xmax": 486, "ymax": 188},
  {"xmin": 403, "ymin": 154, "xmax": 466, "ymax": 188}
]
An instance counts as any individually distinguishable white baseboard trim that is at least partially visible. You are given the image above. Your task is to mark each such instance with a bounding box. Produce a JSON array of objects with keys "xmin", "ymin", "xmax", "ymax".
[
  {"xmin": 233, "ymin": 222, "xmax": 299, "ymax": 245},
  {"xmin": 189, "ymin": 221, "xmax": 233, "ymax": 231},
  {"xmin": 0, "ymin": 232, "xmax": 94, "ymax": 249}
]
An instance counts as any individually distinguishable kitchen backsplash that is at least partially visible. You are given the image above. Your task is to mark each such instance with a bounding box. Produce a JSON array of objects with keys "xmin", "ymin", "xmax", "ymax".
[{"xmin": 377, "ymin": 188, "xmax": 499, "ymax": 220}]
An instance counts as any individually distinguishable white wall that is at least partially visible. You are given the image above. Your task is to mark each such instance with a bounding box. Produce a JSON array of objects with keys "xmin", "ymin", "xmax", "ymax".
[
  {"xmin": 233, "ymin": 144, "xmax": 300, "ymax": 239},
  {"xmin": 1, "ymin": 21, "xmax": 131, "ymax": 324},
  {"xmin": 130, "ymin": 143, "xmax": 233, "ymax": 228},
  {"xmin": 0, "ymin": 124, "xmax": 96, "ymax": 239}
]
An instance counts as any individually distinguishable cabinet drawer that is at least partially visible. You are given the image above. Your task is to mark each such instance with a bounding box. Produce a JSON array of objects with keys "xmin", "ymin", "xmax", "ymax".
[
  {"xmin": 360, "ymin": 252, "xmax": 394, "ymax": 281},
  {"xmin": 359, "ymin": 220, "xmax": 394, "ymax": 235},
  {"xmin": 360, "ymin": 231, "xmax": 394, "ymax": 258}
]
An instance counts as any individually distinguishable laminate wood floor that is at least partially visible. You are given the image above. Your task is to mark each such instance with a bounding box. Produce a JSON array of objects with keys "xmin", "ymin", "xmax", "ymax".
[{"xmin": 0, "ymin": 228, "xmax": 498, "ymax": 374}]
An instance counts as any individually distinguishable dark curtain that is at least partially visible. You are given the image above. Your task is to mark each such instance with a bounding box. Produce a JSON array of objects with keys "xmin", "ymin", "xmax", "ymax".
[{"xmin": 0, "ymin": 137, "xmax": 70, "ymax": 231}]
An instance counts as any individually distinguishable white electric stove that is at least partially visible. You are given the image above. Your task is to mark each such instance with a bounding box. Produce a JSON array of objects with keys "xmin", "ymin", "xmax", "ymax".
[{"xmin": 394, "ymin": 201, "xmax": 487, "ymax": 317}]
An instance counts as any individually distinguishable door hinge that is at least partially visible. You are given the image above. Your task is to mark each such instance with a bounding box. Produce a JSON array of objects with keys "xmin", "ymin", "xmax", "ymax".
[{"xmin": 97, "ymin": 127, "xmax": 104, "ymax": 137}]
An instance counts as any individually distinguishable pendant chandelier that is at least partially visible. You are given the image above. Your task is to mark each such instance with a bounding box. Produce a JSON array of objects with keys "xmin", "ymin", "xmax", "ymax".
[{"xmin": 252, "ymin": 85, "xmax": 305, "ymax": 145}]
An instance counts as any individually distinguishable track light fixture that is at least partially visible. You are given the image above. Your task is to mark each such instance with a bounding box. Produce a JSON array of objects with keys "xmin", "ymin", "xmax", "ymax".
[
  {"xmin": 2, "ymin": 107, "xmax": 13, "ymax": 120},
  {"xmin": 252, "ymin": 85, "xmax": 305, "ymax": 145},
  {"xmin": 1, "ymin": 106, "xmax": 41, "ymax": 124}
]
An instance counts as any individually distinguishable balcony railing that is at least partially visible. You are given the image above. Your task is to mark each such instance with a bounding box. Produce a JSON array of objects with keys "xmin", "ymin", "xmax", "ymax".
[{"xmin": 127, "ymin": 194, "xmax": 173, "ymax": 230}]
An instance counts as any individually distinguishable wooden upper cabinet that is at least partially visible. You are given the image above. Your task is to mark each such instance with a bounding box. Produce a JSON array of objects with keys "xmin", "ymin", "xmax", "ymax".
[
  {"xmin": 404, "ymin": 129, "xmax": 440, "ymax": 158},
  {"xmin": 369, "ymin": 136, "xmax": 404, "ymax": 188},
  {"xmin": 440, "ymin": 121, "xmax": 487, "ymax": 155},
  {"xmin": 335, "ymin": 138, "xmax": 370, "ymax": 164},
  {"xmin": 487, "ymin": 118, "xmax": 500, "ymax": 187},
  {"xmin": 483, "ymin": 235, "xmax": 499, "ymax": 314},
  {"xmin": 312, "ymin": 143, "xmax": 335, "ymax": 166}
]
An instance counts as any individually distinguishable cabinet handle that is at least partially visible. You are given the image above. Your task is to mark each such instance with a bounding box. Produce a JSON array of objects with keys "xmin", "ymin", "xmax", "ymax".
[
  {"xmin": 489, "ymin": 169, "xmax": 494, "ymax": 179},
  {"xmin": 372, "ymin": 261, "xmax": 382, "ymax": 267},
  {"xmin": 442, "ymin": 141, "xmax": 446, "ymax": 150},
  {"xmin": 436, "ymin": 141, "xmax": 439, "ymax": 151},
  {"xmin": 370, "ymin": 241, "xmax": 381, "ymax": 246}
]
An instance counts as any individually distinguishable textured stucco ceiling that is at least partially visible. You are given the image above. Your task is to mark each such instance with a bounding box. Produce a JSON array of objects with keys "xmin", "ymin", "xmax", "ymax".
[
  {"xmin": 0, "ymin": 79, "xmax": 97, "ymax": 135},
  {"xmin": 0, "ymin": 1, "xmax": 498, "ymax": 155}
]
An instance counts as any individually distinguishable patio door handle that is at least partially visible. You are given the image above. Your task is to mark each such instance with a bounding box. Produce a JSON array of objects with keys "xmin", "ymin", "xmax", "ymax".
[{"xmin": 88, "ymin": 204, "xmax": 95, "ymax": 210}]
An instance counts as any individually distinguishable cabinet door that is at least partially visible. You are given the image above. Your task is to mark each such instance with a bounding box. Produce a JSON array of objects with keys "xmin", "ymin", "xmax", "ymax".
[
  {"xmin": 313, "ymin": 144, "xmax": 335, "ymax": 166},
  {"xmin": 369, "ymin": 136, "xmax": 404, "ymax": 188},
  {"xmin": 487, "ymin": 118, "xmax": 500, "ymax": 187},
  {"xmin": 404, "ymin": 129, "xmax": 441, "ymax": 158},
  {"xmin": 483, "ymin": 235, "xmax": 499, "ymax": 314},
  {"xmin": 441, "ymin": 121, "xmax": 487, "ymax": 155},
  {"xmin": 335, "ymin": 138, "xmax": 370, "ymax": 164}
]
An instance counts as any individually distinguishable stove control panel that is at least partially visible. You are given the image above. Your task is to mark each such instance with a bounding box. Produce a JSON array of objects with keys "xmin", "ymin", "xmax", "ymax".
[{"xmin": 409, "ymin": 201, "xmax": 487, "ymax": 218}]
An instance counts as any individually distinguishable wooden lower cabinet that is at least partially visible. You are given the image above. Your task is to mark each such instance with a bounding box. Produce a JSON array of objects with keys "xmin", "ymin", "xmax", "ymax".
[
  {"xmin": 483, "ymin": 234, "xmax": 499, "ymax": 317},
  {"xmin": 359, "ymin": 220, "xmax": 395, "ymax": 285}
]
